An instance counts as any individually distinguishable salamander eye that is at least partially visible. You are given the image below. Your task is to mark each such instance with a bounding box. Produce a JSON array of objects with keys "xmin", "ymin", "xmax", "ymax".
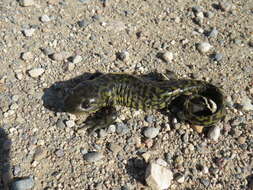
[{"xmin": 80, "ymin": 98, "xmax": 97, "ymax": 110}]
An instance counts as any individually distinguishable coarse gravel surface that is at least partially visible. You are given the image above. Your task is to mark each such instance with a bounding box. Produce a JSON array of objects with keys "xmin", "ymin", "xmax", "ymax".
[{"xmin": 0, "ymin": 0, "xmax": 253, "ymax": 190}]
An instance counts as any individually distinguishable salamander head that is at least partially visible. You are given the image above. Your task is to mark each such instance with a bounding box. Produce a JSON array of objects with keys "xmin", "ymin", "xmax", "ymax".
[
  {"xmin": 179, "ymin": 86, "xmax": 226, "ymax": 126},
  {"xmin": 63, "ymin": 81, "xmax": 105, "ymax": 114}
]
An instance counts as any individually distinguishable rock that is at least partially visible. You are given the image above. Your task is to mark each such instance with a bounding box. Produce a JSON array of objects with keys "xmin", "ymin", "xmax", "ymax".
[
  {"xmin": 56, "ymin": 119, "xmax": 65, "ymax": 128},
  {"xmin": 72, "ymin": 55, "xmax": 82, "ymax": 64},
  {"xmin": 55, "ymin": 149, "xmax": 64, "ymax": 157},
  {"xmin": 208, "ymin": 28, "xmax": 219, "ymax": 38},
  {"xmin": 84, "ymin": 152, "xmax": 104, "ymax": 162},
  {"xmin": 214, "ymin": 53, "xmax": 223, "ymax": 61},
  {"xmin": 143, "ymin": 127, "xmax": 159, "ymax": 138},
  {"xmin": 12, "ymin": 177, "xmax": 34, "ymax": 190},
  {"xmin": 77, "ymin": 20, "xmax": 88, "ymax": 28},
  {"xmin": 40, "ymin": 15, "xmax": 51, "ymax": 22},
  {"xmin": 108, "ymin": 124, "xmax": 116, "ymax": 133},
  {"xmin": 197, "ymin": 42, "xmax": 212, "ymax": 53},
  {"xmin": 116, "ymin": 123, "xmax": 130, "ymax": 134},
  {"xmin": 51, "ymin": 51, "xmax": 71, "ymax": 61},
  {"xmin": 207, "ymin": 125, "xmax": 221, "ymax": 141},
  {"xmin": 23, "ymin": 28, "xmax": 35, "ymax": 37},
  {"xmin": 19, "ymin": 0, "xmax": 35, "ymax": 7},
  {"xmin": 28, "ymin": 68, "xmax": 45, "ymax": 78},
  {"xmin": 145, "ymin": 162, "xmax": 173, "ymax": 190},
  {"xmin": 175, "ymin": 174, "xmax": 185, "ymax": 183},
  {"xmin": 21, "ymin": 52, "xmax": 33, "ymax": 61},
  {"xmin": 219, "ymin": 1, "xmax": 234, "ymax": 12},
  {"xmin": 117, "ymin": 50, "xmax": 130, "ymax": 61},
  {"xmin": 162, "ymin": 51, "xmax": 173, "ymax": 62},
  {"xmin": 65, "ymin": 120, "xmax": 75, "ymax": 128},
  {"xmin": 205, "ymin": 11, "xmax": 214, "ymax": 18},
  {"xmin": 13, "ymin": 166, "xmax": 21, "ymax": 176},
  {"xmin": 108, "ymin": 143, "xmax": 121, "ymax": 154},
  {"xmin": 241, "ymin": 96, "xmax": 253, "ymax": 111}
]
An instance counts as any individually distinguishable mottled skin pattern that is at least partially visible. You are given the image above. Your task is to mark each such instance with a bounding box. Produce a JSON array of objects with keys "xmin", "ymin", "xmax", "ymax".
[{"xmin": 64, "ymin": 73, "xmax": 226, "ymax": 131}]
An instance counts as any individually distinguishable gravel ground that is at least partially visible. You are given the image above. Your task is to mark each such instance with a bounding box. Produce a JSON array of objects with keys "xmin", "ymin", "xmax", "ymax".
[{"xmin": 0, "ymin": 0, "xmax": 253, "ymax": 189}]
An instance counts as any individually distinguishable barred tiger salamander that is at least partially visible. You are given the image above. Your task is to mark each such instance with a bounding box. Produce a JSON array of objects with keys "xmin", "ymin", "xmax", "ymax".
[{"xmin": 64, "ymin": 73, "xmax": 225, "ymax": 132}]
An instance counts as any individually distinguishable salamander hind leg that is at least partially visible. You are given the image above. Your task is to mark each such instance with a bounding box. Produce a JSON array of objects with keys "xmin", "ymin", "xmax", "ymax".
[{"xmin": 77, "ymin": 106, "xmax": 118, "ymax": 134}]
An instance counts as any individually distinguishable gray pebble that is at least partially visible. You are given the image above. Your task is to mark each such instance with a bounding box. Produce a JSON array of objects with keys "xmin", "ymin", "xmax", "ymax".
[
  {"xmin": 207, "ymin": 125, "xmax": 221, "ymax": 141},
  {"xmin": 241, "ymin": 96, "xmax": 253, "ymax": 111},
  {"xmin": 214, "ymin": 53, "xmax": 223, "ymax": 61},
  {"xmin": 28, "ymin": 68, "xmax": 45, "ymax": 78},
  {"xmin": 65, "ymin": 120, "xmax": 75, "ymax": 128},
  {"xmin": 79, "ymin": 0, "xmax": 90, "ymax": 3},
  {"xmin": 143, "ymin": 127, "xmax": 159, "ymax": 138},
  {"xmin": 145, "ymin": 115, "xmax": 155, "ymax": 123},
  {"xmin": 162, "ymin": 51, "xmax": 173, "ymax": 62},
  {"xmin": 192, "ymin": 6, "xmax": 203, "ymax": 13},
  {"xmin": 204, "ymin": 11, "xmax": 214, "ymax": 18},
  {"xmin": 80, "ymin": 147, "xmax": 88, "ymax": 155},
  {"xmin": 13, "ymin": 165, "xmax": 21, "ymax": 176},
  {"xmin": 55, "ymin": 149, "xmax": 64, "ymax": 157},
  {"xmin": 56, "ymin": 119, "xmax": 65, "ymax": 128},
  {"xmin": 99, "ymin": 129, "xmax": 107, "ymax": 138},
  {"xmin": 12, "ymin": 177, "xmax": 34, "ymax": 190},
  {"xmin": 72, "ymin": 55, "xmax": 82, "ymax": 64},
  {"xmin": 108, "ymin": 143, "xmax": 122, "ymax": 154},
  {"xmin": 118, "ymin": 50, "xmax": 130, "ymax": 61},
  {"xmin": 40, "ymin": 15, "xmax": 51, "ymax": 22},
  {"xmin": 197, "ymin": 42, "xmax": 212, "ymax": 53},
  {"xmin": 77, "ymin": 20, "xmax": 88, "ymax": 28},
  {"xmin": 116, "ymin": 123, "xmax": 130, "ymax": 134},
  {"xmin": 41, "ymin": 47, "xmax": 54, "ymax": 56},
  {"xmin": 108, "ymin": 125, "xmax": 116, "ymax": 133},
  {"xmin": 219, "ymin": 1, "xmax": 234, "ymax": 12},
  {"xmin": 19, "ymin": 0, "xmax": 34, "ymax": 7},
  {"xmin": 208, "ymin": 28, "xmax": 218, "ymax": 38},
  {"xmin": 51, "ymin": 51, "xmax": 71, "ymax": 61},
  {"xmin": 84, "ymin": 152, "xmax": 103, "ymax": 162},
  {"xmin": 201, "ymin": 178, "xmax": 210, "ymax": 187},
  {"xmin": 21, "ymin": 52, "xmax": 33, "ymax": 61},
  {"xmin": 22, "ymin": 28, "xmax": 35, "ymax": 37}
]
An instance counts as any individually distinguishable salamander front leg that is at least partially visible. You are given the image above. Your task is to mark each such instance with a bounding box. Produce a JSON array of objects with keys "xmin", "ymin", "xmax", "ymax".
[{"xmin": 77, "ymin": 106, "xmax": 118, "ymax": 134}]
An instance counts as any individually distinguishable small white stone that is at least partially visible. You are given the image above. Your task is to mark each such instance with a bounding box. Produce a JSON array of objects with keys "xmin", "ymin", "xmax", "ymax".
[
  {"xmin": 144, "ymin": 127, "xmax": 160, "ymax": 139},
  {"xmin": 51, "ymin": 51, "xmax": 71, "ymax": 61},
  {"xmin": 197, "ymin": 42, "xmax": 213, "ymax": 53},
  {"xmin": 19, "ymin": 0, "xmax": 35, "ymax": 6},
  {"xmin": 196, "ymin": 12, "xmax": 204, "ymax": 19},
  {"xmin": 241, "ymin": 96, "xmax": 253, "ymax": 111},
  {"xmin": 67, "ymin": 62, "xmax": 75, "ymax": 71},
  {"xmin": 207, "ymin": 125, "xmax": 221, "ymax": 141},
  {"xmin": 162, "ymin": 51, "xmax": 173, "ymax": 62},
  {"xmin": 175, "ymin": 174, "xmax": 185, "ymax": 183},
  {"xmin": 21, "ymin": 52, "xmax": 33, "ymax": 60},
  {"xmin": 40, "ymin": 15, "xmax": 51, "ymax": 22},
  {"xmin": 72, "ymin": 55, "xmax": 82, "ymax": 64},
  {"xmin": 118, "ymin": 50, "xmax": 130, "ymax": 61},
  {"xmin": 23, "ymin": 28, "xmax": 35, "ymax": 37},
  {"xmin": 65, "ymin": 120, "xmax": 75, "ymax": 128},
  {"xmin": 28, "ymin": 68, "xmax": 45, "ymax": 78},
  {"xmin": 145, "ymin": 162, "xmax": 173, "ymax": 190}
]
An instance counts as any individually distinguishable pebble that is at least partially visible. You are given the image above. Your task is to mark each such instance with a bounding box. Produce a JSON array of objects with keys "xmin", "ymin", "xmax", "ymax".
[
  {"xmin": 197, "ymin": 42, "xmax": 212, "ymax": 53},
  {"xmin": 84, "ymin": 152, "xmax": 104, "ymax": 162},
  {"xmin": 51, "ymin": 51, "xmax": 71, "ymax": 61},
  {"xmin": 205, "ymin": 11, "xmax": 214, "ymax": 18},
  {"xmin": 143, "ymin": 127, "xmax": 159, "ymax": 139},
  {"xmin": 67, "ymin": 62, "xmax": 75, "ymax": 71},
  {"xmin": 207, "ymin": 125, "xmax": 221, "ymax": 141},
  {"xmin": 23, "ymin": 28, "xmax": 35, "ymax": 37},
  {"xmin": 65, "ymin": 120, "xmax": 75, "ymax": 128},
  {"xmin": 219, "ymin": 1, "xmax": 234, "ymax": 12},
  {"xmin": 79, "ymin": 0, "xmax": 90, "ymax": 3},
  {"xmin": 162, "ymin": 51, "xmax": 173, "ymax": 62},
  {"xmin": 201, "ymin": 178, "xmax": 210, "ymax": 187},
  {"xmin": 241, "ymin": 96, "xmax": 253, "ymax": 111},
  {"xmin": 77, "ymin": 20, "xmax": 88, "ymax": 28},
  {"xmin": 72, "ymin": 55, "xmax": 82, "ymax": 64},
  {"xmin": 108, "ymin": 143, "xmax": 121, "ymax": 155},
  {"xmin": 21, "ymin": 52, "xmax": 33, "ymax": 61},
  {"xmin": 19, "ymin": 0, "xmax": 35, "ymax": 7},
  {"xmin": 175, "ymin": 174, "xmax": 185, "ymax": 183},
  {"xmin": 108, "ymin": 124, "xmax": 116, "ymax": 133},
  {"xmin": 116, "ymin": 123, "xmax": 130, "ymax": 134},
  {"xmin": 28, "ymin": 68, "xmax": 45, "ymax": 78},
  {"xmin": 145, "ymin": 162, "xmax": 173, "ymax": 190},
  {"xmin": 40, "ymin": 15, "xmax": 51, "ymax": 22},
  {"xmin": 12, "ymin": 177, "xmax": 34, "ymax": 190},
  {"xmin": 13, "ymin": 165, "xmax": 21, "ymax": 176},
  {"xmin": 192, "ymin": 6, "xmax": 203, "ymax": 13},
  {"xmin": 208, "ymin": 28, "xmax": 219, "ymax": 38},
  {"xmin": 55, "ymin": 149, "xmax": 64, "ymax": 157},
  {"xmin": 56, "ymin": 119, "xmax": 65, "ymax": 128},
  {"xmin": 117, "ymin": 50, "xmax": 130, "ymax": 61},
  {"xmin": 145, "ymin": 115, "xmax": 155, "ymax": 123},
  {"xmin": 41, "ymin": 47, "xmax": 54, "ymax": 56},
  {"xmin": 214, "ymin": 53, "xmax": 223, "ymax": 61},
  {"xmin": 98, "ymin": 129, "xmax": 107, "ymax": 138}
]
